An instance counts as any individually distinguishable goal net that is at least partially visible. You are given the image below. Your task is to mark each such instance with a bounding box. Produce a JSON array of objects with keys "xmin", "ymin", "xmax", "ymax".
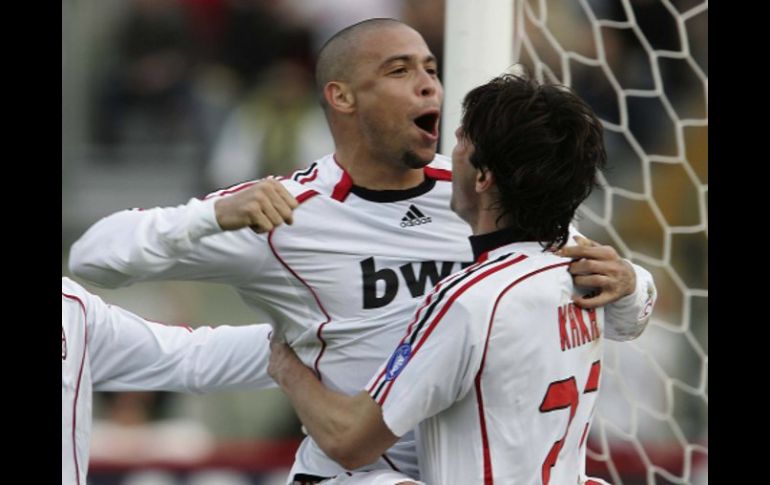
[{"xmin": 443, "ymin": 1, "xmax": 708, "ymax": 483}]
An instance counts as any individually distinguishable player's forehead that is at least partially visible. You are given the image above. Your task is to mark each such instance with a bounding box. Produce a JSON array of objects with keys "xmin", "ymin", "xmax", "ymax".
[{"xmin": 355, "ymin": 24, "xmax": 434, "ymax": 68}]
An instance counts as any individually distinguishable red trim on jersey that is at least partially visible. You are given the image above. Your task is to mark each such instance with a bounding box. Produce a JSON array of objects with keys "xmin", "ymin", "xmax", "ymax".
[
  {"xmin": 267, "ymin": 231, "xmax": 331, "ymax": 381},
  {"xmin": 474, "ymin": 375, "xmax": 494, "ymax": 484},
  {"xmin": 366, "ymin": 284, "xmax": 442, "ymax": 395},
  {"xmin": 145, "ymin": 317, "xmax": 195, "ymax": 333},
  {"xmin": 410, "ymin": 256, "xmax": 526, "ymax": 356},
  {"xmin": 579, "ymin": 422, "xmax": 590, "ymax": 449},
  {"xmin": 203, "ymin": 181, "xmax": 258, "ymax": 200},
  {"xmin": 298, "ymin": 169, "xmax": 319, "ymax": 185},
  {"xmin": 370, "ymin": 257, "xmax": 509, "ymax": 400},
  {"xmin": 377, "ymin": 255, "xmax": 528, "ymax": 405},
  {"xmin": 584, "ymin": 361, "xmax": 601, "ymax": 393},
  {"xmin": 477, "ymin": 251, "xmax": 490, "ymax": 263},
  {"xmin": 329, "ymin": 155, "xmax": 354, "ymax": 201},
  {"xmin": 474, "ymin": 261, "xmax": 571, "ymax": 484},
  {"xmin": 330, "ymin": 155, "xmax": 448, "ymax": 199},
  {"xmin": 331, "ymin": 170, "xmax": 353, "ymax": 202},
  {"xmin": 366, "ymin": 260, "xmax": 483, "ymax": 395},
  {"xmin": 62, "ymin": 292, "xmax": 89, "ymax": 485},
  {"xmin": 424, "ymin": 167, "xmax": 452, "ymax": 181},
  {"xmin": 381, "ymin": 453, "xmax": 401, "ymax": 472},
  {"xmin": 296, "ymin": 190, "xmax": 319, "ymax": 204}
]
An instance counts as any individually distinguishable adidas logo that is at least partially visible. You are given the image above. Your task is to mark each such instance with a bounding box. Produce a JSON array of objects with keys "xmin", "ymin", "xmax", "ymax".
[{"xmin": 400, "ymin": 204, "xmax": 432, "ymax": 228}]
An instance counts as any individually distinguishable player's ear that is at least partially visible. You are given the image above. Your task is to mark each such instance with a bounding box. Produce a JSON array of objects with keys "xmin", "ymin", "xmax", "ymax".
[
  {"xmin": 325, "ymin": 82, "xmax": 356, "ymax": 113},
  {"xmin": 475, "ymin": 169, "xmax": 494, "ymax": 193}
]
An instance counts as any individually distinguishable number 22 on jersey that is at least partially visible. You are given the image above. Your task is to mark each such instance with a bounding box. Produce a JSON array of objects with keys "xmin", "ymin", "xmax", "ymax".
[{"xmin": 539, "ymin": 360, "xmax": 601, "ymax": 485}]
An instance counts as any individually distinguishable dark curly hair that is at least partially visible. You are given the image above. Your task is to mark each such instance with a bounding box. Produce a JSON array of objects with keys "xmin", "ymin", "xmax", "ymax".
[{"xmin": 461, "ymin": 72, "xmax": 607, "ymax": 249}]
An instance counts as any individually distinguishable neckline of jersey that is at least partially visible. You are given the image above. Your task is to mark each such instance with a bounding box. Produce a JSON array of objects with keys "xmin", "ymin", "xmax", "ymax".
[
  {"xmin": 331, "ymin": 154, "xmax": 447, "ymax": 203},
  {"xmin": 350, "ymin": 177, "xmax": 437, "ymax": 202},
  {"xmin": 470, "ymin": 227, "xmax": 540, "ymax": 261}
]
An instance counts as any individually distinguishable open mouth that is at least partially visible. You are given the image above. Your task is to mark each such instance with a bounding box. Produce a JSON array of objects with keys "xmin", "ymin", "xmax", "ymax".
[{"xmin": 413, "ymin": 111, "xmax": 440, "ymax": 138}]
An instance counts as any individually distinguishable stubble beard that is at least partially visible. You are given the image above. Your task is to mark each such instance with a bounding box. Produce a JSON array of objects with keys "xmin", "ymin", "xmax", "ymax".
[
  {"xmin": 401, "ymin": 149, "xmax": 433, "ymax": 169},
  {"xmin": 364, "ymin": 119, "xmax": 435, "ymax": 169}
]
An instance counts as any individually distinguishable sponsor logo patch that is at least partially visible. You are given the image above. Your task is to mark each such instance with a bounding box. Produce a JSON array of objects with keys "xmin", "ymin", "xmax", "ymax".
[{"xmin": 385, "ymin": 343, "xmax": 412, "ymax": 381}]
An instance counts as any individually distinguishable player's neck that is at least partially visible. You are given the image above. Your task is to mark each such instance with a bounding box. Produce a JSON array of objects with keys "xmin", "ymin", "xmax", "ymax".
[
  {"xmin": 334, "ymin": 148, "xmax": 425, "ymax": 190},
  {"xmin": 469, "ymin": 225, "xmax": 528, "ymax": 261},
  {"xmin": 472, "ymin": 205, "xmax": 510, "ymax": 236}
]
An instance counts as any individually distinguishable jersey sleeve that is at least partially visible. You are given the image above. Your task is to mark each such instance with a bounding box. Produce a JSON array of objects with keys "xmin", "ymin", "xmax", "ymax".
[
  {"xmin": 567, "ymin": 225, "xmax": 658, "ymax": 341},
  {"xmin": 603, "ymin": 262, "xmax": 657, "ymax": 340},
  {"xmin": 63, "ymin": 278, "xmax": 276, "ymax": 393},
  {"xmin": 68, "ymin": 192, "xmax": 271, "ymax": 289},
  {"xmin": 365, "ymin": 299, "xmax": 480, "ymax": 437}
]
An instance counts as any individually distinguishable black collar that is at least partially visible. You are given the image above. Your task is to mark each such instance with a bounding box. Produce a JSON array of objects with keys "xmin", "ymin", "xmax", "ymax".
[
  {"xmin": 469, "ymin": 227, "xmax": 529, "ymax": 261},
  {"xmin": 350, "ymin": 177, "xmax": 436, "ymax": 202}
]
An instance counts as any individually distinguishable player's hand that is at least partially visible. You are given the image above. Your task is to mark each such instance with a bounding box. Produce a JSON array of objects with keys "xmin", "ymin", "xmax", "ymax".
[
  {"xmin": 215, "ymin": 178, "xmax": 299, "ymax": 233},
  {"xmin": 556, "ymin": 236, "xmax": 636, "ymax": 309}
]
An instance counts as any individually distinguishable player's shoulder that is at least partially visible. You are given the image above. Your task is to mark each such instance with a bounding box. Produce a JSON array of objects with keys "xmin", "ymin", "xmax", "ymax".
[
  {"xmin": 277, "ymin": 177, "xmax": 322, "ymax": 203},
  {"xmin": 62, "ymin": 278, "xmax": 94, "ymax": 311},
  {"xmin": 470, "ymin": 245, "xmax": 573, "ymax": 295},
  {"xmin": 62, "ymin": 277, "xmax": 85, "ymax": 297},
  {"xmin": 510, "ymin": 248, "xmax": 572, "ymax": 279},
  {"xmin": 422, "ymin": 260, "xmax": 496, "ymax": 318},
  {"xmin": 280, "ymin": 153, "xmax": 345, "ymax": 198},
  {"xmin": 198, "ymin": 154, "xmax": 334, "ymax": 203},
  {"xmin": 424, "ymin": 154, "xmax": 453, "ymax": 181},
  {"xmin": 501, "ymin": 251, "xmax": 574, "ymax": 302},
  {"xmin": 430, "ymin": 153, "xmax": 452, "ymax": 169}
]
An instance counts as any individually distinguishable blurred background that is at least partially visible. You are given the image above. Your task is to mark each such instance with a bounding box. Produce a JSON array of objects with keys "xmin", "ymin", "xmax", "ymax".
[{"xmin": 62, "ymin": 0, "xmax": 707, "ymax": 484}]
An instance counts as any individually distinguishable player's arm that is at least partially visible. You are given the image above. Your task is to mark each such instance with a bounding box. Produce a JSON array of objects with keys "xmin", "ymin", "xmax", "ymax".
[
  {"xmin": 64, "ymin": 278, "xmax": 277, "ymax": 392},
  {"xmin": 69, "ymin": 178, "xmax": 298, "ymax": 288},
  {"xmin": 269, "ymin": 300, "xmax": 477, "ymax": 470},
  {"xmin": 268, "ymin": 340, "xmax": 396, "ymax": 469},
  {"xmin": 557, "ymin": 235, "xmax": 657, "ymax": 341}
]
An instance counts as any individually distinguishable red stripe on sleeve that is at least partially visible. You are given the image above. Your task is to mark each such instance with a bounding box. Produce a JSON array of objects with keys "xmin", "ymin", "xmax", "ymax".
[
  {"xmin": 296, "ymin": 190, "xmax": 319, "ymax": 204},
  {"xmin": 377, "ymin": 255, "xmax": 528, "ymax": 405},
  {"xmin": 298, "ymin": 169, "xmax": 319, "ymax": 185},
  {"xmin": 203, "ymin": 181, "xmax": 258, "ymax": 200}
]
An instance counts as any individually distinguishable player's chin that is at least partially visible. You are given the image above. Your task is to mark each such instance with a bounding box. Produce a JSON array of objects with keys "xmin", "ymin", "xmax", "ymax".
[
  {"xmin": 402, "ymin": 148, "xmax": 435, "ymax": 169},
  {"xmin": 415, "ymin": 142, "xmax": 440, "ymax": 162}
]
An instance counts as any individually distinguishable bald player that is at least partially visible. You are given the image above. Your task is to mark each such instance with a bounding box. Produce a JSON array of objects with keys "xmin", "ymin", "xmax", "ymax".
[{"xmin": 70, "ymin": 19, "xmax": 656, "ymax": 484}]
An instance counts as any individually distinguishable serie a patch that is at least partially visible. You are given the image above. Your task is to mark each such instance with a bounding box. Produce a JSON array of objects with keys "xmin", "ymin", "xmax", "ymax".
[{"xmin": 385, "ymin": 343, "xmax": 412, "ymax": 381}]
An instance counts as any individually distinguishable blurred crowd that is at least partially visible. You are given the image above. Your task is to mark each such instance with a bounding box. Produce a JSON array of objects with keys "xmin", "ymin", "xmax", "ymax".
[{"xmin": 77, "ymin": 0, "xmax": 444, "ymax": 192}]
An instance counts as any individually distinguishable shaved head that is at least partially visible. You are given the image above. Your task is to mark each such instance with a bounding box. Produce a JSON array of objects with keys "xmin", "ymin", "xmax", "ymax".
[
  {"xmin": 315, "ymin": 18, "xmax": 408, "ymax": 109},
  {"xmin": 313, "ymin": 17, "xmax": 442, "ymax": 171}
]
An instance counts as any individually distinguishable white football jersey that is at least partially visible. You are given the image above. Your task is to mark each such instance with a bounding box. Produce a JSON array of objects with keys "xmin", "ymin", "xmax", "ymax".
[
  {"xmin": 367, "ymin": 238, "xmax": 606, "ymax": 485},
  {"xmin": 69, "ymin": 154, "xmax": 656, "ymax": 480},
  {"xmin": 61, "ymin": 277, "xmax": 273, "ymax": 485}
]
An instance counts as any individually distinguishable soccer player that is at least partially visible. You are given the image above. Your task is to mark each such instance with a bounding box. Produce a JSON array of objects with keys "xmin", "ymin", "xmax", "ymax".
[
  {"xmin": 69, "ymin": 19, "xmax": 656, "ymax": 483},
  {"xmin": 62, "ymin": 277, "xmax": 273, "ymax": 485},
  {"xmin": 268, "ymin": 73, "xmax": 616, "ymax": 484}
]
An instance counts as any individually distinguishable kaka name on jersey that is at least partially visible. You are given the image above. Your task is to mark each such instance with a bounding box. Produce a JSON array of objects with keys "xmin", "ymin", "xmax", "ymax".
[{"xmin": 558, "ymin": 302, "xmax": 600, "ymax": 351}]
